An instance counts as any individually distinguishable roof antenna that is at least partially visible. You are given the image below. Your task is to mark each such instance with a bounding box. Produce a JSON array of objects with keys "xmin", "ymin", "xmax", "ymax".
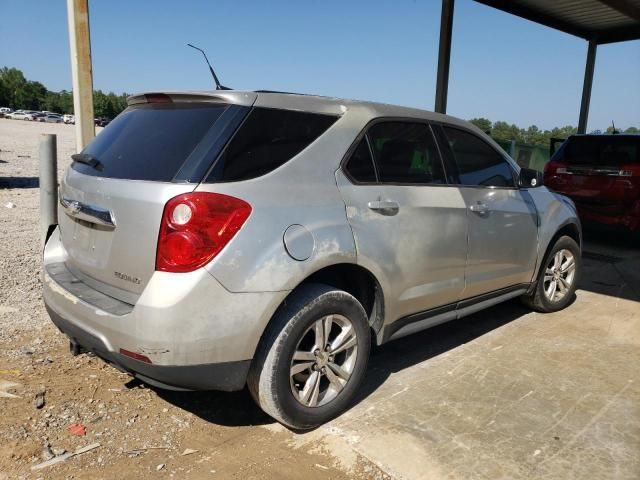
[
  {"xmin": 187, "ymin": 43, "xmax": 231, "ymax": 90},
  {"xmin": 611, "ymin": 120, "xmax": 619, "ymax": 134}
]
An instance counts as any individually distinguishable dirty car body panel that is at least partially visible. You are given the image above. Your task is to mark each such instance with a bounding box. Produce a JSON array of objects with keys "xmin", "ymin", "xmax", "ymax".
[{"xmin": 43, "ymin": 90, "xmax": 580, "ymax": 392}]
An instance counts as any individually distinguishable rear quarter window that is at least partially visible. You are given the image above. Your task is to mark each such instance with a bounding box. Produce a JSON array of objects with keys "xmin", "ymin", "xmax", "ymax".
[{"xmin": 204, "ymin": 107, "xmax": 338, "ymax": 182}]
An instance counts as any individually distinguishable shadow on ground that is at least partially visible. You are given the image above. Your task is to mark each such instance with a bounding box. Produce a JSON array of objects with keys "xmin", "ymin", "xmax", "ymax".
[
  {"xmin": 156, "ymin": 299, "xmax": 530, "ymax": 428},
  {"xmin": 0, "ymin": 176, "xmax": 39, "ymax": 188},
  {"xmin": 155, "ymin": 225, "xmax": 639, "ymax": 428},
  {"xmin": 580, "ymin": 226, "xmax": 640, "ymax": 302}
]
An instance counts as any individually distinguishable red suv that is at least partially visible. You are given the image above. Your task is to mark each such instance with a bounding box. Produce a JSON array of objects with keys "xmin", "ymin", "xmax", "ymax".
[{"xmin": 544, "ymin": 134, "xmax": 640, "ymax": 232}]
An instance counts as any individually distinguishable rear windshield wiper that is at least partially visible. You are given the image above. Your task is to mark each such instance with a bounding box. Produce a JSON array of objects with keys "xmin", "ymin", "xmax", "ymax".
[{"xmin": 72, "ymin": 153, "xmax": 103, "ymax": 171}]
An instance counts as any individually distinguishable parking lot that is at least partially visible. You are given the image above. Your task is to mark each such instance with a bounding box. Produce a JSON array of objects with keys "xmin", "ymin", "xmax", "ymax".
[{"xmin": 1, "ymin": 118, "xmax": 639, "ymax": 479}]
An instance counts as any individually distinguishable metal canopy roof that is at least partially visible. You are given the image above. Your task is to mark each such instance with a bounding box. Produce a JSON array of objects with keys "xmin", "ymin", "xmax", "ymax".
[{"xmin": 475, "ymin": 0, "xmax": 640, "ymax": 44}]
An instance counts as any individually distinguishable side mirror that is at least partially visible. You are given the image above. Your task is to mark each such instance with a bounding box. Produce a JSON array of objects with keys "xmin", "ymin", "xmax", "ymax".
[{"xmin": 518, "ymin": 168, "xmax": 543, "ymax": 188}]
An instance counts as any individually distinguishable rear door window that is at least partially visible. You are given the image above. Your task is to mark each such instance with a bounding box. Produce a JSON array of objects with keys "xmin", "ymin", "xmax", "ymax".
[
  {"xmin": 367, "ymin": 122, "xmax": 445, "ymax": 184},
  {"xmin": 441, "ymin": 126, "xmax": 515, "ymax": 188},
  {"xmin": 344, "ymin": 138, "xmax": 377, "ymax": 183},
  {"xmin": 205, "ymin": 107, "xmax": 338, "ymax": 182}
]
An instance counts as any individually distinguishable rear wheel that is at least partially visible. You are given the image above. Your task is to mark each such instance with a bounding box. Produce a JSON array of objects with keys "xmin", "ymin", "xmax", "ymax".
[
  {"xmin": 248, "ymin": 284, "xmax": 370, "ymax": 430},
  {"xmin": 522, "ymin": 235, "xmax": 581, "ymax": 312}
]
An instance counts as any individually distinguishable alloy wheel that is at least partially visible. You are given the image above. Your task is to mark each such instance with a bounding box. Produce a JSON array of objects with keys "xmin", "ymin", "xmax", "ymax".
[
  {"xmin": 289, "ymin": 314, "xmax": 358, "ymax": 408},
  {"xmin": 543, "ymin": 249, "xmax": 576, "ymax": 302}
]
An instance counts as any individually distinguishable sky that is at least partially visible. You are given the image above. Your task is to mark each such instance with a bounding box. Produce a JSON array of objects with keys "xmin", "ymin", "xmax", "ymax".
[{"xmin": 1, "ymin": 0, "xmax": 639, "ymax": 131}]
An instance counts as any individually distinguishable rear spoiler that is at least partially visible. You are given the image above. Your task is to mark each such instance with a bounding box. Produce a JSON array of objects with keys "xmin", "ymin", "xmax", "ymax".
[{"xmin": 127, "ymin": 91, "xmax": 257, "ymax": 107}]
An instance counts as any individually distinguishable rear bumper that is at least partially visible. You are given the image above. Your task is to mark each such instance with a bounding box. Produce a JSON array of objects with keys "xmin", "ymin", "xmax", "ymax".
[
  {"xmin": 574, "ymin": 205, "xmax": 640, "ymax": 232},
  {"xmin": 42, "ymin": 227, "xmax": 289, "ymax": 391},
  {"xmin": 46, "ymin": 304, "xmax": 250, "ymax": 391}
]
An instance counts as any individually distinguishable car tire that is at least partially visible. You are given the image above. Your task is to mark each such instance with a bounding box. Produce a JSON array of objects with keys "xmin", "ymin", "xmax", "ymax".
[
  {"xmin": 522, "ymin": 235, "xmax": 581, "ymax": 313},
  {"xmin": 248, "ymin": 283, "xmax": 370, "ymax": 430}
]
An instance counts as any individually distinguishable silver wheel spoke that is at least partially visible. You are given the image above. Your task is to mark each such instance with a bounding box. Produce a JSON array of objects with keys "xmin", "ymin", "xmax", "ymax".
[
  {"xmin": 290, "ymin": 361, "xmax": 314, "ymax": 376},
  {"xmin": 330, "ymin": 326, "xmax": 357, "ymax": 355},
  {"xmin": 554, "ymin": 251, "xmax": 563, "ymax": 269},
  {"xmin": 546, "ymin": 279, "xmax": 557, "ymax": 300},
  {"xmin": 558, "ymin": 276, "xmax": 570, "ymax": 291},
  {"xmin": 314, "ymin": 316, "xmax": 333, "ymax": 350},
  {"xmin": 324, "ymin": 365, "xmax": 345, "ymax": 392},
  {"xmin": 293, "ymin": 350, "xmax": 316, "ymax": 361},
  {"xmin": 544, "ymin": 274, "xmax": 553, "ymax": 283},
  {"xmin": 561, "ymin": 257, "xmax": 575, "ymax": 273},
  {"xmin": 300, "ymin": 371, "xmax": 321, "ymax": 406},
  {"xmin": 328, "ymin": 362, "xmax": 350, "ymax": 381}
]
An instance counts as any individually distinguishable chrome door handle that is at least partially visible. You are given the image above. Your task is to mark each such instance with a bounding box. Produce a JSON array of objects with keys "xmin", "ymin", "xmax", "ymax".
[
  {"xmin": 469, "ymin": 203, "xmax": 489, "ymax": 216},
  {"xmin": 368, "ymin": 200, "xmax": 399, "ymax": 216}
]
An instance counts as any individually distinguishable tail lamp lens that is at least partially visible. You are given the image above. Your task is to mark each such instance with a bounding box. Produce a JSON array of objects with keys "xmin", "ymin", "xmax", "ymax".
[{"xmin": 156, "ymin": 192, "xmax": 251, "ymax": 273}]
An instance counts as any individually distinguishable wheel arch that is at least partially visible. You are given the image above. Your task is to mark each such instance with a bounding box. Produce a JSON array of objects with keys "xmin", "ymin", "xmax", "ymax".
[
  {"xmin": 254, "ymin": 262, "xmax": 385, "ymax": 362},
  {"xmin": 530, "ymin": 220, "xmax": 582, "ymax": 293}
]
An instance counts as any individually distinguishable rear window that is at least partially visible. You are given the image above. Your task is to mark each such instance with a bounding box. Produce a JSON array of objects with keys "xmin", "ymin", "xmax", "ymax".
[
  {"xmin": 562, "ymin": 136, "xmax": 639, "ymax": 166},
  {"xmin": 73, "ymin": 103, "xmax": 228, "ymax": 181},
  {"xmin": 204, "ymin": 107, "xmax": 338, "ymax": 182}
]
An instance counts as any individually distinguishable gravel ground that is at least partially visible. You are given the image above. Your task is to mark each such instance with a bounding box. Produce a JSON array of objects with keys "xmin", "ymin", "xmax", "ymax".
[{"xmin": 0, "ymin": 119, "xmax": 387, "ymax": 480}]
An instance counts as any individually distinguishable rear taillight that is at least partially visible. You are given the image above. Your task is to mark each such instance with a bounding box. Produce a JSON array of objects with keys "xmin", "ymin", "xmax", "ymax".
[
  {"xmin": 544, "ymin": 161, "xmax": 568, "ymax": 180},
  {"xmin": 156, "ymin": 192, "xmax": 251, "ymax": 273}
]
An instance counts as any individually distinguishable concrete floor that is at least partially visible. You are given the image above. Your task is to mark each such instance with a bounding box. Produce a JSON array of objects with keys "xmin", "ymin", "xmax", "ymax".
[{"xmin": 288, "ymin": 230, "xmax": 640, "ymax": 479}]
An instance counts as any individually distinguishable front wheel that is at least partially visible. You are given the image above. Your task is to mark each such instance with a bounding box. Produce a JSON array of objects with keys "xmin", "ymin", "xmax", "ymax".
[
  {"xmin": 522, "ymin": 235, "xmax": 581, "ymax": 312},
  {"xmin": 248, "ymin": 284, "xmax": 370, "ymax": 430}
]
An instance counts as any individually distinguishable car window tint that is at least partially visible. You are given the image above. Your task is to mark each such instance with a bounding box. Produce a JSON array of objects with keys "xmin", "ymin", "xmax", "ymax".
[
  {"xmin": 345, "ymin": 138, "xmax": 376, "ymax": 182},
  {"xmin": 441, "ymin": 126, "xmax": 515, "ymax": 187},
  {"xmin": 367, "ymin": 122, "xmax": 444, "ymax": 184},
  {"xmin": 564, "ymin": 136, "xmax": 639, "ymax": 166},
  {"xmin": 75, "ymin": 103, "xmax": 228, "ymax": 181},
  {"xmin": 206, "ymin": 107, "xmax": 338, "ymax": 182}
]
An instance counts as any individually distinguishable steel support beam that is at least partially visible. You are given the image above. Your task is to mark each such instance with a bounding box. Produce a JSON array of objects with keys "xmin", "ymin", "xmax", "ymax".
[
  {"xmin": 578, "ymin": 40, "xmax": 597, "ymax": 134},
  {"xmin": 435, "ymin": 0, "xmax": 455, "ymax": 114},
  {"xmin": 67, "ymin": 0, "xmax": 95, "ymax": 152}
]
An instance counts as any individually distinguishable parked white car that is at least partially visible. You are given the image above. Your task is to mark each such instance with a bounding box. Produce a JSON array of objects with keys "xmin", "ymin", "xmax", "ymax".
[
  {"xmin": 9, "ymin": 111, "xmax": 36, "ymax": 121},
  {"xmin": 0, "ymin": 107, "xmax": 13, "ymax": 115},
  {"xmin": 63, "ymin": 114, "xmax": 75, "ymax": 124}
]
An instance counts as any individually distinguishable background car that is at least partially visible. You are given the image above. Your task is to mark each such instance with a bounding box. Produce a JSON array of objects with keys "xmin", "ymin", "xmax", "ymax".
[
  {"xmin": 41, "ymin": 113, "xmax": 63, "ymax": 123},
  {"xmin": 93, "ymin": 117, "xmax": 111, "ymax": 127},
  {"xmin": 9, "ymin": 111, "xmax": 36, "ymax": 121},
  {"xmin": 0, "ymin": 107, "xmax": 13, "ymax": 114},
  {"xmin": 544, "ymin": 134, "xmax": 640, "ymax": 232},
  {"xmin": 63, "ymin": 114, "xmax": 75, "ymax": 124}
]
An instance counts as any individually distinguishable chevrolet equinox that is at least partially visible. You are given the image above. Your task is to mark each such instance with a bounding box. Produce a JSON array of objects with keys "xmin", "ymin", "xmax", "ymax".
[{"xmin": 43, "ymin": 91, "xmax": 582, "ymax": 429}]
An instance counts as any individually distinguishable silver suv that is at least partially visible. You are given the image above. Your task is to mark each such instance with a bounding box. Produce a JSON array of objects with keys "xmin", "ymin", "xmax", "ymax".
[{"xmin": 43, "ymin": 91, "xmax": 582, "ymax": 429}]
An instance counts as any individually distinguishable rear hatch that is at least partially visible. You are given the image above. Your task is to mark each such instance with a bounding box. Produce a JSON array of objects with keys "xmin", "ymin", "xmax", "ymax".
[
  {"xmin": 547, "ymin": 135, "xmax": 640, "ymax": 215},
  {"xmin": 58, "ymin": 94, "xmax": 253, "ymax": 304}
]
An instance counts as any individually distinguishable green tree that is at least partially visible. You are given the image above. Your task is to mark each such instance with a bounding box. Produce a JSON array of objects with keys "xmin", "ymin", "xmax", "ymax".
[
  {"xmin": 16, "ymin": 81, "xmax": 47, "ymax": 110},
  {"xmin": 491, "ymin": 121, "xmax": 522, "ymax": 143},
  {"xmin": 624, "ymin": 126, "xmax": 639, "ymax": 134},
  {"xmin": 0, "ymin": 67, "xmax": 28, "ymax": 108},
  {"xmin": 469, "ymin": 117, "xmax": 492, "ymax": 133}
]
